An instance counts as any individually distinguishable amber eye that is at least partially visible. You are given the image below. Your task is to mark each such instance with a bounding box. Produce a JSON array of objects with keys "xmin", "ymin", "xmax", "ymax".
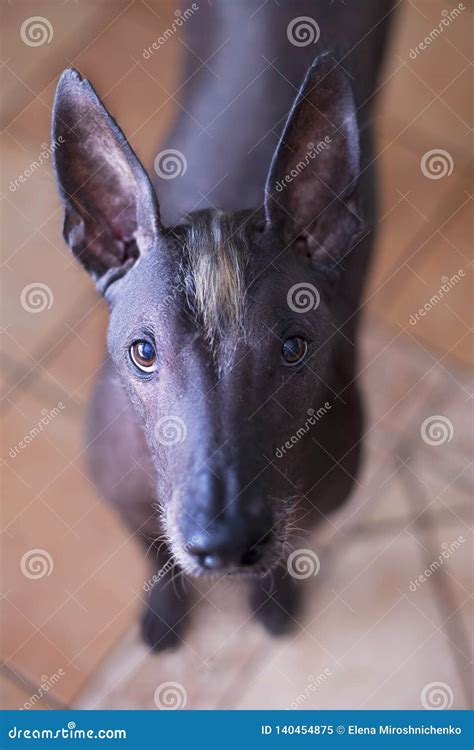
[
  {"xmin": 130, "ymin": 340, "xmax": 157, "ymax": 373},
  {"xmin": 282, "ymin": 336, "xmax": 308, "ymax": 366}
]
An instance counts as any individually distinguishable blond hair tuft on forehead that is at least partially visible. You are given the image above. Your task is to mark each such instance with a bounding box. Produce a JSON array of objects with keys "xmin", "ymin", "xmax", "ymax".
[{"xmin": 181, "ymin": 210, "xmax": 250, "ymax": 354}]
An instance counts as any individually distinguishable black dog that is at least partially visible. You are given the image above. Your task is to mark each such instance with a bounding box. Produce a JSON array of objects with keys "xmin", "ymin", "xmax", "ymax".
[{"xmin": 52, "ymin": 1, "xmax": 395, "ymax": 650}]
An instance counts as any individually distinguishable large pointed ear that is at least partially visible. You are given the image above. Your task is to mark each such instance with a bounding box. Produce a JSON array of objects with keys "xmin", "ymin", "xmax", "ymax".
[
  {"xmin": 52, "ymin": 68, "xmax": 162, "ymax": 292},
  {"xmin": 265, "ymin": 54, "xmax": 363, "ymax": 268}
]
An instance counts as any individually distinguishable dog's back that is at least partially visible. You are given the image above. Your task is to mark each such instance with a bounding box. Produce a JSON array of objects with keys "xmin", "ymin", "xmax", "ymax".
[{"xmin": 157, "ymin": 0, "xmax": 396, "ymax": 225}]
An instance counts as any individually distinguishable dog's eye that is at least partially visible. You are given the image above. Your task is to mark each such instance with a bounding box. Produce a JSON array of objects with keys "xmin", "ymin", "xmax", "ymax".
[
  {"xmin": 282, "ymin": 337, "xmax": 308, "ymax": 366},
  {"xmin": 130, "ymin": 340, "xmax": 157, "ymax": 372}
]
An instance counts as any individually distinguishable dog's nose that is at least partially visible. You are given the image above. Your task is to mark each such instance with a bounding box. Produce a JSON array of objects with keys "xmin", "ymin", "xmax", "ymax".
[{"xmin": 188, "ymin": 530, "xmax": 269, "ymax": 571}]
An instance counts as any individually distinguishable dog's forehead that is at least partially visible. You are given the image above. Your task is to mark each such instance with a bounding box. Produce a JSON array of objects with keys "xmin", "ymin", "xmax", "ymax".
[
  {"xmin": 106, "ymin": 214, "xmax": 241, "ymax": 341},
  {"xmin": 107, "ymin": 207, "xmax": 301, "ymax": 359},
  {"xmin": 177, "ymin": 210, "xmax": 251, "ymax": 347}
]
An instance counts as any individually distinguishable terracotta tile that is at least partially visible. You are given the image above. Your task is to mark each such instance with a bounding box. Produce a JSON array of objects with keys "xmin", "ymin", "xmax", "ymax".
[
  {"xmin": 390, "ymin": 0, "xmax": 472, "ymax": 91},
  {"xmin": 359, "ymin": 326, "xmax": 472, "ymax": 523},
  {"xmin": 1, "ymin": 354, "xmax": 77, "ymax": 418},
  {"xmin": 1, "ymin": 630, "xmax": 80, "ymax": 706},
  {"xmin": 431, "ymin": 523, "xmax": 473, "ymax": 666},
  {"xmin": 407, "ymin": 519, "xmax": 473, "ymax": 706},
  {"xmin": 366, "ymin": 0, "xmax": 472, "ymax": 351},
  {"xmin": 365, "ymin": 136, "xmax": 469, "ymax": 322},
  {"xmin": 318, "ymin": 322, "xmax": 470, "ymax": 534},
  {"xmin": 234, "ymin": 529, "xmax": 467, "ymax": 709},
  {"xmin": 8, "ymin": 2, "xmax": 182, "ymax": 166},
  {"xmin": 0, "ymin": 673, "xmax": 50, "ymax": 710},
  {"xmin": 69, "ymin": 1, "xmax": 182, "ymax": 165},
  {"xmin": 2, "ymin": 388, "xmax": 145, "ymax": 704},
  {"xmin": 344, "ymin": 323, "xmax": 473, "ymax": 532},
  {"xmin": 75, "ymin": 579, "xmax": 269, "ymax": 709},
  {"xmin": 343, "ymin": 467, "xmax": 412, "ymax": 531},
  {"xmin": 416, "ymin": 372, "xmax": 473, "ymax": 466},
  {"xmin": 409, "ymin": 369, "xmax": 474, "ymax": 525},
  {"xmin": 371, "ymin": 128, "xmax": 453, "ymax": 262},
  {"xmin": 0, "ymin": 598, "xmax": 38, "ymax": 667},
  {"xmin": 93, "ymin": 61, "xmax": 180, "ymax": 174},
  {"xmin": 407, "ymin": 449, "xmax": 473, "ymax": 526},
  {"xmin": 435, "ymin": 367, "xmax": 474, "ymax": 461},
  {"xmin": 1, "ymin": 208, "xmax": 96, "ymax": 381},
  {"xmin": 3, "ymin": 390, "xmax": 82, "ymax": 513},
  {"xmin": 358, "ymin": 321, "xmax": 445, "ymax": 437},
  {"xmin": 382, "ymin": 198, "xmax": 473, "ymax": 368},
  {"xmin": 1, "ymin": 136, "xmax": 61, "ymax": 233},
  {"xmin": 38, "ymin": 302, "xmax": 109, "ymax": 406},
  {"xmin": 0, "ymin": 352, "xmax": 26, "ymax": 402},
  {"xmin": 2, "ymin": 515, "xmax": 144, "ymax": 704},
  {"xmin": 379, "ymin": 0, "xmax": 473, "ymax": 158},
  {"xmin": 1, "ymin": 1, "xmax": 131, "ymax": 131}
]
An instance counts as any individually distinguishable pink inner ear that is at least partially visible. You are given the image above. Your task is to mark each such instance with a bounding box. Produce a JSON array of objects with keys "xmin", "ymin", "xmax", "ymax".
[
  {"xmin": 71, "ymin": 133, "xmax": 139, "ymax": 242},
  {"xmin": 264, "ymin": 54, "xmax": 360, "ymax": 249},
  {"xmin": 53, "ymin": 68, "xmax": 161, "ymax": 284}
]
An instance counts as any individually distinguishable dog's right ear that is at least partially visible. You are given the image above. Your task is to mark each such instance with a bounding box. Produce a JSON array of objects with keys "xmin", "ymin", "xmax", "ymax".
[{"xmin": 52, "ymin": 68, "xmax": 161, "ymax": 292}]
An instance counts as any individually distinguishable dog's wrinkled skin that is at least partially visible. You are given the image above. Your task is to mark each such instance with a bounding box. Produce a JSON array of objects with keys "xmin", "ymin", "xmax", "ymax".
[{"xmin": 52, "ymin": 2, "xmax": 395, "ymax": 650}]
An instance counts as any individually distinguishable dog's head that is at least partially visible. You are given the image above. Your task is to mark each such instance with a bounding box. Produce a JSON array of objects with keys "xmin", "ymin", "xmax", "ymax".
[{"xmin": 52, "ymin": 56, "xmax": 362, "ymax": 576}]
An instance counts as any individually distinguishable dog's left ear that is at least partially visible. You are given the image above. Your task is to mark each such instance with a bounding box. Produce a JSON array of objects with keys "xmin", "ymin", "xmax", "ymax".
[
  {"xmin": 265, "ymin": 54, "xmax": 363, "ymax": 266},
  {"xmin": 52, "ymin": 68, "xmax": 161, "ymax": 291}
]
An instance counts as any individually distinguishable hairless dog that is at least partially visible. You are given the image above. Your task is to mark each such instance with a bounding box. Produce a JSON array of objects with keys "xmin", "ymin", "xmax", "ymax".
[{"xmin": 52, "ymin": 1, "xmax": 396, "ymax": 650}]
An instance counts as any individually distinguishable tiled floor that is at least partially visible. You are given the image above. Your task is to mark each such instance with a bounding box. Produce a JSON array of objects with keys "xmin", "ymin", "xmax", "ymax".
[{"xmin": 1, "ymin": 1, "xmax": 472, "ymax": 711}]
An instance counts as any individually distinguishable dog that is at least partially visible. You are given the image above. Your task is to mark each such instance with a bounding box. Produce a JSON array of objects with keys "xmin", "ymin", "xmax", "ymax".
[{"xmin": 52, "ymin": 0, "xmax": 395, "ymax": 650}]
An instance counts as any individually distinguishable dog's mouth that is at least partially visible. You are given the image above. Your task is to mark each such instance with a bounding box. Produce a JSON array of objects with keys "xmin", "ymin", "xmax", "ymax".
[
  {"xmin": 170, "ymin": 537, "xmax": 285, "ymax": 579},
  {"xmin": 178, "ymin": 557, "xmax": 279, "ymax": 579}
]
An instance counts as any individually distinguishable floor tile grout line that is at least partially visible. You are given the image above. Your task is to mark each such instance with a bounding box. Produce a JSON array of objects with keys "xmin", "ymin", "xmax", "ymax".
[
  {"xmin": 234, "ymin": 453, "xmax": 473, "ymax": 703},
  {"xmin": 359, "ymin": 594, "xmax": 471, "ymax": 709},
  {"xmin": 0, "ymin": 661, "xmax": 69, "ymax": 711},
  {"xmin": 371, "ymin": 180, "xmax": 473, "ymax": 313},
  {"xmin": 398, "ymin": 457, "xmax": 474, "ymax": 706}
]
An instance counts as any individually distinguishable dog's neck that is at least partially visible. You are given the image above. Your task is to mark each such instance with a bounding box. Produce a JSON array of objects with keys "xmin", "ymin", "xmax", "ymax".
[{"xmin": 156, "ymin": 0, "xmax": 395, "ymax": 226}]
